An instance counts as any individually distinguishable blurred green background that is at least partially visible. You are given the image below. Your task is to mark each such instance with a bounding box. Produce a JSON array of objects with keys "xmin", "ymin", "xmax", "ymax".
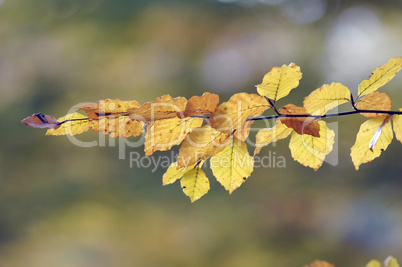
[{"xmin": 1, "ymin": 0, "xmax": 402, "ymax": 266}]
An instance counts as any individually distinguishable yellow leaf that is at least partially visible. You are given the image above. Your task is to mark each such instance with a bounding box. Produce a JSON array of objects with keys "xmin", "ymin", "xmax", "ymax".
[
  {"xmin": 356, "ymin": 92, "xmax": 391, "ymax": 118},
  {"xmin": 177, "ymin": 125, "xmax": 230, "ymax": 168},
  {"xmin": 210, "ymin": 137, "xmax": 254, "ymax": 194},
  {"xmin": 304, "ymin": 82, "xmax": 350, "ymax": 115},
  {"xmin": 256, "ymin": 62, "xmax": 302, "ymax": 101},
  {"xmin": 46, "ymin": 112, "xmax": 92, "ymax": 136},
  {"xmin": 209, "ymin": 93, "xmax": 270, "ymax": 141},
  {"xmin": 366, "ymin": 256, "xmax": 400, "ymax": 267},
  {"xmin": 144, "ymin": 117, "xmax": 203, "ymax": 156},
  {"xmin": 351, "ymin": 116, "xmax": 393, "ymax": 170},
  {"xmin": 180, "ymin": 162, "xmax": 209, "ymax": 202},
  {"xmin": 254, "ymin": 120, "xmax": 293, "ymax": 155},
  {"xmin": 279, "ymin": 104, "xmax": 320, "ymax": 137},
  {"xmin": 358, "ymin": 57, "xmax": 402, "ymax": 98},
  {"xmin": 162, "ymin": 161, "xmax": 203, "ymax": 186},
  {"xmin": 184, "ymin": 92, "xmax": 219, "ymax": 117},
  {"xmin": 93, "ymin": 116, "xmax": 144, "ymax": 138},
  {"xmin": 128, "ymin": 95, "xmax": 187, "ymax": 122},
  {"xmin": 289, "ymin": 121, "xmax": 335, "ymax": 171},
  {"xmin": 393, "ymin": 109, "xmax": 402, "ymax": 143}
]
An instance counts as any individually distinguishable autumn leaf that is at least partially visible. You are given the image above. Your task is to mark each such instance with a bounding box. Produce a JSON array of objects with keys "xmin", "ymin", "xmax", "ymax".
[
  {"xmin": 304, "ymin": 260, "xmax": 335, "ymax": 267},
  {"xmin": 351, "ymin": 116, "xmax": 393, "ymax": 170},
  {"xmin": 177, "ymin": 125, "xmax": 230, "ymax": 168},
  {"xmin": 256, "ymin": 62, "xmax": 302, "ymax": 101},
  {"xmin": 144, "ymin": 117, "xmax": 203, "ymax": 156},
  {"xmin": 254, "ymin": 120, "xmax": 293, "ymax": 155},
  {"xmin": 46, "ymin": 112, "xmax": 91, "ymax": 136},
  {"xmin": 210, "ymin": 136, "xmax": 254, "ymax": 194},
  {"xmin": 303, "ymin": 82, "xmax": 351, "ymax": 115},
  {"xmin": 289, "ymin": 121, "xmax": 335, "ymax": 171},
  {"xmin": 128, "ymin": 95, "xmax": 187, "ymax": 122},
  {"xmin": 76, "ymin": 99, "xmax": 141, "ymax": 119},
  {"xmin": 358, "ymin": 57, "xmax": 402, "ymax": 98},
  {"xmin": 180, "ymin": 162, "xmax": 209, "ymax": 202},
  {"xmin": 279, "ymin": 104, "xmax": 320, "ymax": 137},
  {"xmin": 356, "ymin": 92, "xmax": 391, "ymax": 117},
  {"xmin": 208, "ymin": 93, "xmax": 270, "ymax": 141},
  {"xmin": 21, "ymin": 113, "xmax": 60, "ymax": 129},
  {"xmin": 162, "ymin": 161, "xmax": 203, "ymax": 186},
  {"xmin": 366, "ymin": 256, "xmax": 400, "ymax": 267},
  {"xmin": 183, "ymin": 92, "xmax": 219, "ymax": 117},
  {"xmin": 393, "ymin": 109, "xmax": 402, "ymax": 143}
]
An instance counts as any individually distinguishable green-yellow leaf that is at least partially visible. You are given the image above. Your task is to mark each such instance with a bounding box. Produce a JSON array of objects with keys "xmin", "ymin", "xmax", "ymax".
[
  {"xmin": 254, "ymin": 120, "xmax": 293, "ymax": 155},
  {"xmin": 358, "ymin": 57, "xmax": 402, "ymax": 98},
  {"xmin": 256, "ymin": 62, "xmax": 302, "ymax": 101},
  {"xmin": 210, "ymin": 137, "xmax": 254, "ymax": 194},
  {"xmin": 289, "ymin": 121, "xmax": 335, "ymax": 171},
  {"xmin": 180, "ymin": 163, "xmax": 209, "ymax": 202},
  {"xmin": 351, "ymin": 116, "xmax": 393, "ymax": 170},
  {"xmin": 392, "ymin": 109, "xmax": 402, "ymax": 143},
  {"xmin": 304, "ymin": 82, "xmax": 351, "ymax": 115},
  {"xmin": 366, "ymin": 256, "xmax": 400, "ymax": 267}
]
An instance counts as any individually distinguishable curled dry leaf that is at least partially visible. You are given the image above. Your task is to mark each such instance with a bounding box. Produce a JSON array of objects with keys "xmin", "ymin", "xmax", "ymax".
[
  {"xmin": 279, "ymin": 104, "xmax": 320, "ymax": 137},
  {"xmin": 21, "ymin": 113, "xmax": 60, "ymax": 129}
]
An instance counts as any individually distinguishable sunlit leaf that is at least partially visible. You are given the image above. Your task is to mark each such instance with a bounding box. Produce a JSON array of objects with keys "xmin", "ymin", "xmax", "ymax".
[
  {"xmin": 358, "ymin": 57, "xmax": 402, "ymax": 98},
  {"xmin": 254, "ymin": 120, "xmax": 293, "ymax": 155},
  {"xmin": 356, "ymin": 92, "xmax": 391, "ymax": 118},
  {"xmin": 257, "ymin": 62, "xmax": 302, "ymax": 101},
  {"xmin": 303, "ymin": 82, "xmax": 350, "ymax": 115},
  {"xmin": 366, "ymin": 256, "xmax": 400, "ymax": 267},
  {"xmin": 144, "ymin": 117, "xmax": 203, "ymax": 156},
  {"xmin": 209, "ymin": 93, "xmax": 270, "ymax": 141},
  {"xmin": 279, "ymin": 104, "xmax": 320, "ymax": 137},
  {"xmin": 393, "ymin": 109, "xmax": 402, "ymax": 143},
  {"xmin": 351, "ymin": 116, "xmax": 393, "ymax": 170},
  {"xmin": 177, "ymin": 125, "xmax": 230, "ymax": 168},
  {"xmin": 76, "ymin": 99, "xmax": 141, "ymax": 119},
  {"xmin": 210, "ymin": 137, "xmax": 254, "ymax": 194},
  {"xmin": 162, "ymin": 161, "xmax": 203, "ymax": 186},
  {"xmin": 289, "ymin": 121, "xmax": 335, "ymax": 171},
  {"xmin": 184, "ymin": 92, "xmax": 219, "ymax": 117},
  {"xmin": 128, "ymin": 95, "xmax": 187, "ymax": 122},
  {"xmin": 180, "ymin": 162, "xmax": 209, "ymax": 202}
]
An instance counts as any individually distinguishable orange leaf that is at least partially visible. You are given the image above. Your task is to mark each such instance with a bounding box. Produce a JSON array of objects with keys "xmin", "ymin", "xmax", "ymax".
[
  {"xmin": 279, "ymin": 104, "xmax": 320, "ymax": 137},
  {"xmin": 144, "ymin": 117, "xmax": 203, "ymax": 156},
  {"xmin": 21, "ymin": 113, "xmax": 60, "ymax": 129},
  {"xmin": 184, "ymin": 92, "xmax": 219, "ymax": 117},
  {"xmin": 177, "ymin": 125, "xmax": 230, "ymax": 168},
  {"xmin": 208, "ymin": 93, "xmax": 270, "ymax": 141},
  {"xmin": 356, "ymin": 92, "xmax": 391, "ymax": 117},
  {"xmin": 304, "ymin": 260, "xmax": 335, "ymax": 267},
  {"xmin": 128, "ymin": 95, "xmax": 187, "ymax": 122}
]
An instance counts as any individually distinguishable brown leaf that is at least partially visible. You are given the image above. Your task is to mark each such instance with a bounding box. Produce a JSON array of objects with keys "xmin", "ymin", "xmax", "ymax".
[
  {"xmin": 128, "ymin": 95, "xmax": 187, "ymax": 122},
  {"xmin": 184, "ymin": 92, "xmax": 219, "ymax": 117},
  {"xmin": 21, "ymin": 113, "xmax": 60, "ymax": 129},
  {"xmin": 356, "ymin": 92, "xmax": 391, "ymax": 118},
  {"xmin": 279, "ymin": 104, "xmax": 320, "ymax": 137}
]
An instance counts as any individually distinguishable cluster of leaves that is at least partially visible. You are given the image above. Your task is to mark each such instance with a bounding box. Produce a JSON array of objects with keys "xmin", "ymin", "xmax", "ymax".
[
  {"xmin": 305, "ymin": 256, "xmax": 399, "ymax": 267},
  {"xmin": 22, "ymin": 57, "xmax": 402, "ymax": 202}
]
